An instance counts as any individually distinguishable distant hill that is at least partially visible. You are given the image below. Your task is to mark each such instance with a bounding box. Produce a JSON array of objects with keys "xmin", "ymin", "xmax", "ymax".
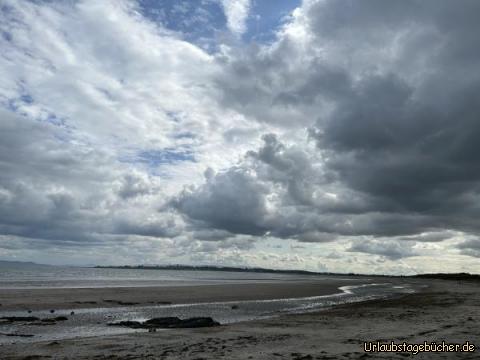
[{"xmin": 0, "ymin": 260, "xmax": 55, "ymax": 269}]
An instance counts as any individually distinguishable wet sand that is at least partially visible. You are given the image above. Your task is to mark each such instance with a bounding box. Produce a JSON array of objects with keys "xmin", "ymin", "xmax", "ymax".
[
  {"xmin": 0, "ymin": 279, "xmax": 362, "ymax": 311},
  {"xmin": 1, "ymin": 278, "xmax": 479, "ymax": 359}
]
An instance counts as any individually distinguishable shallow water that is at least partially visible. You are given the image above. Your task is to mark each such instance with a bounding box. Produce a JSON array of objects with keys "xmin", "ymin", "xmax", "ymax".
[
  {"xmin": 0, "ymin": 265, "xmax": 355, "ymax": 289},
  {"xmin": 0, "ymin": 282, "xmax": 418, "ymax": 344}
]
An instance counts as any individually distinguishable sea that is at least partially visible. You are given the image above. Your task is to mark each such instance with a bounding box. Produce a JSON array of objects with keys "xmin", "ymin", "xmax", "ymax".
[
  {"xmin": 0, "ymin": 264, "xmax": 419, "ymax": 344},
  {"xmin": 0, "ymin": 264, "xmax": 358, "ymax": 289}
]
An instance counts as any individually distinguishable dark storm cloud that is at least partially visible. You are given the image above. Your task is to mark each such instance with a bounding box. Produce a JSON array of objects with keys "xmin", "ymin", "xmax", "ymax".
[
  {"xmin": 174, "ymin": 134, "xmax": 388, "ymax": 241},
  {"xmin": 309, "ymin": 9, "xmax": 480, "ymax": 238},
  {"xmin": 172, "ymin": 165, "xmax": 270, "ymax": 237},
  {"xmin": 457, "ymin": 239, "xmax": 480, "ymax": 258},
  {"xmin": 314, "ymin": 77, "xmax": 480, "ymax": 230},
  {"xmin": 178, "ymin": 0, "xmax": 480, "ymax": 253}
]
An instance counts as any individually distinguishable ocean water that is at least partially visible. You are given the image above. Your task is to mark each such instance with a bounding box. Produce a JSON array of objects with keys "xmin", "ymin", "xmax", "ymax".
[{"xmin": 0, "ymin": 264, "xmax": 351, "ymax": 289}]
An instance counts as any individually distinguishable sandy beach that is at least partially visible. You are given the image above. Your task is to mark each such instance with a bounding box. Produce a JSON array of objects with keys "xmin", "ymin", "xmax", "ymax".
[
  {"xmin": 0, "ymin": 279, "xmax": 361, "ymax": 311},
  {"xmin": 1, "ymin": 278, "xmax": 478, "ymax": 359}
]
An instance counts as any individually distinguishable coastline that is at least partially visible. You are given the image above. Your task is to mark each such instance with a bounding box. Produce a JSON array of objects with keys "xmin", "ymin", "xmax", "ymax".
[{"xmin": 1, "ymin": 278, "xmax": 478, "ymax": 359}]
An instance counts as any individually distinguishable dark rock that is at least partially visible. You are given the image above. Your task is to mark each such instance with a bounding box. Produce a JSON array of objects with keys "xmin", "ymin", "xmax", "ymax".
[
  {"xmin": 144, "ymin": 317, "xmax": 182, "ymax": 326},
  {"xmin": 0, "ymin": 316, "xmax": 39, "ymax": 322},
  {"xmin": 50, "ymin": 309, "xmax": 55, "ymax": 313},
  {"xmin": 9, "ymin": 333, "xmax": 35, "ymax": 337},
  {"xmin": 145, "ymin": 316, "xmax": 220, "ymax": 328},
  {"xmin": 70, "ymin": 311, "xmax": 75, "ymax": 315},
  {"xmin": 107, "ymin": 320, "xmax": 144, "ymax": 328},
  {"xmin": 109, "ymin": 317, "xmax": 220, "ymax": 329},
  {"xmin": 54, "ymin": 316, "xmax": 68, "ymax": 321},
  {"xmin": 27, "ymin": 310, "xmax": 32, "ymax": 313},
  {"xmin": 231, "ymin": 305, "xmax": 239, "ymax": 310},
  {"xmin": 0, "ymin": 332, "xmax": 35, "ymax": 337},
  {"xmin": 173, "ymin": 317, "xmax": 220, "ymax": 328}
]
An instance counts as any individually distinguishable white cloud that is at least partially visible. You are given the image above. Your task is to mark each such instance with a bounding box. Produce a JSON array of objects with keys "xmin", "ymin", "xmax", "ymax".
[
  {"xmin": 0, "ymin": 0, "xmax": 262, "ymax": 191},
  {"xmin": 221, "ymin": 0, "xmax": 251, "ymax": 36},
  {"xmin": 1, "ymin": 0, "xmax": 480, "ymax": 275},
  {"xmin": 0, "ymin": 0, "xmax": 270, "ymax": 266}
]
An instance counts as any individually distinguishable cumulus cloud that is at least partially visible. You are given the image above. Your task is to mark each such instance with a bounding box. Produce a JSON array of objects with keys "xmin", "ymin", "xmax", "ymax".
[
  {"xmin": 221, "ymin": 0, "xmax": 251, "ymax": 36},
  {"xmin": 173, "ymin": 164, "xmax": 269, "ymax": 236},
  {"xmin": 1, "ymin": 0, "xmax": 480, "ymax": 273},
  {"xmin": 174, "ymin": 133, "xmax": 384, "ymax": 241},
  {"xmin": 210, "ymin": 0, "xmax": 480, "ymax": 241},
  {"xmin": 0, "ymin": 109, "xmax": 180, "ymax": 244},
  {"xmin": 0, "ymin": 0, "xmax": 239, "ymax": 185}
]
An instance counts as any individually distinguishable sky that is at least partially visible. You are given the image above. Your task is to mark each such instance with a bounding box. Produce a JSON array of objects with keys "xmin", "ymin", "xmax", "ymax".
[{"xmin": 1, "ymin": 0, "xmax": 480, "ymax": 275}]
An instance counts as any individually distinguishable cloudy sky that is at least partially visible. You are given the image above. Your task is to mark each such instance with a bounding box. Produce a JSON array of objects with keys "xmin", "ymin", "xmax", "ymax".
[{"xmin": 1, "ymin": 0, "xmax": 480, "ymax": 274}]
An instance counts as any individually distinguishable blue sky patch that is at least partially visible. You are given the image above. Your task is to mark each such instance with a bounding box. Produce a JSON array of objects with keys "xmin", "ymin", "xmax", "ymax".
[
  {"xmin": 137, "ymin": 0, "xmax": 225, "ymax": 47},
  {"xmin": 244, "ymin": 0, "xmax": 301, "ymax": 43},
  {"xmin": 136, "ymin": 0, "xmax": 300, "ymax": 47},
  {"xmin": 132, "ymin": 148, "xmax": 196, "ymax": 167}
]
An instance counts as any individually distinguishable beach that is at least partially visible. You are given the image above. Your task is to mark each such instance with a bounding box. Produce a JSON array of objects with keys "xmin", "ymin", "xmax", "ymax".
[
  {"xmin": 0, "ymin": 279, "xmax": 360, "ymax": 311},
  {"xmin": 1, "ymin": 277, "xmax": 478, "ymax": 359}
]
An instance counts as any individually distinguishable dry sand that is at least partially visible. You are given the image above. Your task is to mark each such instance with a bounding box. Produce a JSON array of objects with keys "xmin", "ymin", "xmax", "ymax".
[{"xmin": 0, "ymin": 278, "xmax": 479, "ymax": 359}]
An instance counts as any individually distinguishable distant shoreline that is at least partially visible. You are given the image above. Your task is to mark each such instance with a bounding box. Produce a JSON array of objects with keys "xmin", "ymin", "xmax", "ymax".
[
  {"xmin": 94, "ymin": 264, "xmax": 336, "ymax": 276},
  {"xmin": 1, "ymin": 260, "xmax": 479, "ymax": 280},
  {"xmin": 94, "ymin": 264, "xmax": 480, "ymax": 281}
]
